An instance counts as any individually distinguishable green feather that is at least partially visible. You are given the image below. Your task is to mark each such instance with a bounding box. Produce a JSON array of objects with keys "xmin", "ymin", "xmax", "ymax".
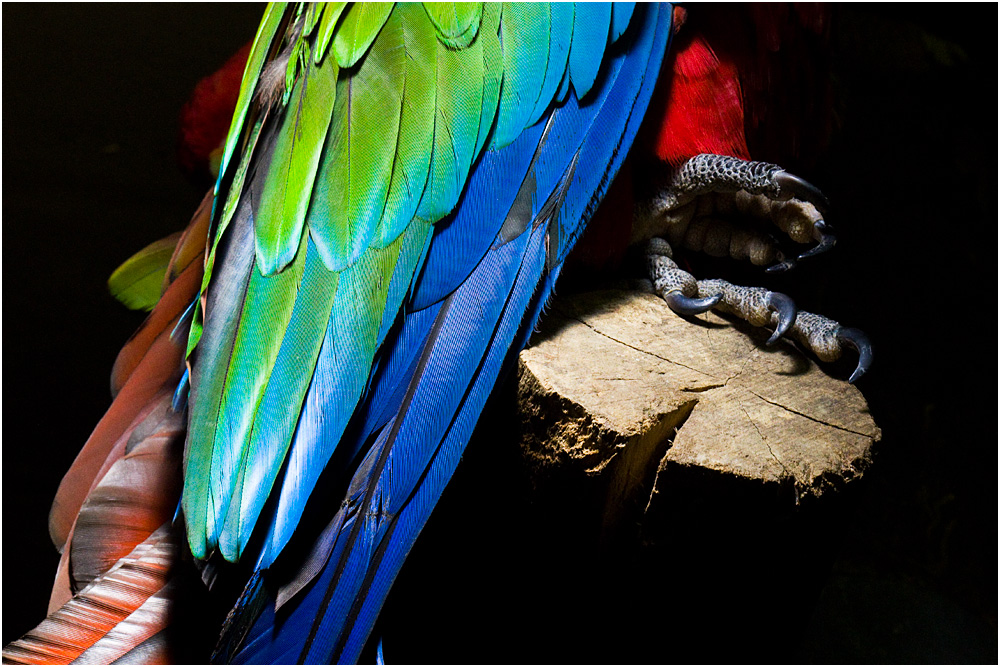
[
  {"xmin": 266, "ymin": 217, "xmax": 432, "ymax": 560},
  {"xmin": 224, "ymin": 237, "xmax": 339, "ymax": 559},
  {"xmin": 493, "ymin": 2, "xmax": 549, "ymax": 149},
  {"xmin": 187, "ymin": 306, "xmax": 203, "ymax": 360},
  {"xmin": 205, "ymin": 230, "xmax": 308, "ymax": 552},
  {"xmin": 308, "ymin": 12, "xmax": 406, "ymax": 270},
  {"xmin": 415, "ymin": 19, "xmax": 484, "ymax": 222},
  {"xmin": 333, "ymin": 2, "xmax": 394, "ymax": 68},
  {"xmin": 184, "ymin": 210, "xmax": 256, "ymax": 559},
  {"xmin": 302, "ymin": 2, "xmax": 322, "ymax": 37},
  {"xmin": 254, "ymin": 42, "xmax": 340, "ymax": 276},
  {"xmin": 373, "ymin": 3, "xmax": 437, "ymax": 248},
  {"xmin": 107, "ymin": 233, "xmax": 182, "ymax": 311},
  {"xmin": 217, "ymin": 3, "xmax": 285, "ymax": 187},
  {"xmin": 210, "ymin": 115, "xmax": 265, "ymax": 283},
  {"xmin": 422, "ymin": 1, "xmax": 482, "ymax": 49},
  {"xmin": 473, "ymin": 1, "xmax": 503, "ymax": 159},
  {"xmin": 283, "ymin": 37, "xmax": 304, "ymax": 104},
  {"xmin": 314, "ymin": 2, "xmax": 348, "ymax": 64},
  {"xmin": 189, "ymin": 114, "xmax": 266, "ymax": 358},
  {"xmin": 527, "ymin": 1, "xmax": 573, "ymax": 126}
]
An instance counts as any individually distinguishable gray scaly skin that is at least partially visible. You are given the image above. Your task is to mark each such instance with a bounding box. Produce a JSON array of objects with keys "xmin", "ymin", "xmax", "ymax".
[{"xmin": 636, "ymin": 154, "xmax": 871, "ymax": 383}]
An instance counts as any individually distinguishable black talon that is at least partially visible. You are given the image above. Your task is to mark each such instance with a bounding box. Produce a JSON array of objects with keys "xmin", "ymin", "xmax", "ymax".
[
  {"xmin": 764, "ymin": 292, "xmax": 796, "ymax": 345},
  {"xmin": 836, "ymin": 327, "xmax": 873, "ymax": 384},
  {"xmin": 664, "ymin": 291, "xmax": 722, "ymax": 316},
  {"xmin": 765, "ymin": 257, "xmax": 797, "ymax": 273},
  {"xmin": 796, "ymin": 219, "xmax": 837, "ymax": 261},
  {"xmin": 773, "ymin": 171, "xmax": 831, "ymax": 217}
]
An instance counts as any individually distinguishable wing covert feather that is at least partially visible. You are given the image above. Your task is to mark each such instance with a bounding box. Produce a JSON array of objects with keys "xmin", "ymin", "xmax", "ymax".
[
  {"xmin": 253, "ymin": 43, "xmax": 338, "ymax": 275},
  {"xmin": 308, "ymin": 10, "xmax": 405, "ymax": 270}
]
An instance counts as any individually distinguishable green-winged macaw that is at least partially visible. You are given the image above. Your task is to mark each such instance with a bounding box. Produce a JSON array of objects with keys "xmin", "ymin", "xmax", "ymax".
[{"xmin": 4, "ymin": 3, "xmax": 870, "ymax": 664}]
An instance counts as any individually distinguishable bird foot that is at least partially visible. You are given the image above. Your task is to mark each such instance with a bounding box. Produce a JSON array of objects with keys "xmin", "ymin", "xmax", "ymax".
[
  {"xmin": 645, "ymin": 237, "xmax": 871, "ymax": 383},
  {"xmin": 632, "ymin": 154, "xmax": 835, "ymax": 272}
]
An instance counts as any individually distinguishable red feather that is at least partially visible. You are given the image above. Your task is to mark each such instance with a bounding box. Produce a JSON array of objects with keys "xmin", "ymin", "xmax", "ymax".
[
  {"xmin": 49, "ymin": 195, "xmax": 206, "ymax": 555},
  {"xmin": 646, "ymin": 4, "xmax": 833, "ymax": 169},
  {"xmin": 176, "ymin": 41, "xmax": 252, "ymax": 182},
  {"xmin": 5, "ymin": 526, "xmax": 180, "ymax": 665},
  {"xmin": 650, "ymin": 17, "xmax": 750, "ymax": 167}
]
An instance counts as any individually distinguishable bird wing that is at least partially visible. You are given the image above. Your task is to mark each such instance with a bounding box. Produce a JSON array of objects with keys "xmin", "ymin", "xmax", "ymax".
[{"xmin": 180, "ymin": 3, "xmax": 673, "ymax": 662}]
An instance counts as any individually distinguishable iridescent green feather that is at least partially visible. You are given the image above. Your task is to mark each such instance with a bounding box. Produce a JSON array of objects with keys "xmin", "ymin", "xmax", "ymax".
[
  {"xmin": 314, "ymin": 2, "xmax": 348, "ymax": 64},
  {"xmin": 107, "ymin": 233, "xmax": 182, "ymax": 311},
  {"xmin": 493, "ymin": 3, "xmax": 549, "ymax": 149},
  {"xmin": 265, "ymin": 217, "xmax": 432, "ymax": 561},
  {"xmin": 527, "ymin": 1, "xmax": 573, "ymax": 127},
  {"xmin": 414, "ymin": 20, "xmax": 484, "ymax": 222},
  {"xmin": 473, "ymin": 2, "xmax": 503, "ymax": 159},
  {"xmin": 187, "ymin": 115, "xmax": 265, "ymax": 359},
  {"xmin": 204, "ymin": 230, "xmax": 307, "ymax": 550},
  {"xmin": 308, "ymin": 9, "xmax": 406, "ymax": 271},
  {"xmin": 302, "ymin": 3, "xmax": 323, "ymax": 37},
  {"xmin": 255, "ymin": 42, "xmax": 339, "ymax": 275},
  {"xmin": 422, "ymin": 2, "xmax": 482, "ymax": 48},
  {"xmin": 333, "ymin": 2, "xmax": 394, "ymax": 68},
  {"xmin": 217, "ymin": 3, "xmax": 286, "ymax": 191},
  {"xmin": 225, "ymin": 238, "xmax": 339, "ymax": 558},
  {"xmin": 373, "ymin": 3, "xmax": 437, "ymax": 248}
]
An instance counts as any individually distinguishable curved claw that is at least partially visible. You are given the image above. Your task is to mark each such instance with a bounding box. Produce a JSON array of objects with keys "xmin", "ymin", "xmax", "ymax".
[
  {"xmin": 663, "ymin": 291, "xmax": 722, "ymax": 317},
  {"xmin": 765, "ymin": 257, "xmax": 797, "ymax": 274},
  {"xmin": 764, "ymin": 292, "xmax": 797, "ymax": 345},
  {"xmin": 773, "ymin": 171, "xmax": 831, "ymax": 216},
  {"xmin": 837, "ymin": 327, "xmax": 873, "ymax": 384},
  {"xmin": 796, "ymin": 219, "xmax": 837, "ymax": 262}
]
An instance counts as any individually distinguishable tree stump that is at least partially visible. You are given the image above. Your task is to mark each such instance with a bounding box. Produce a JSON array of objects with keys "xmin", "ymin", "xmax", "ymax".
[{"xmin": 517, "ymin": 289, "xmax": 881, "ymax": 538}]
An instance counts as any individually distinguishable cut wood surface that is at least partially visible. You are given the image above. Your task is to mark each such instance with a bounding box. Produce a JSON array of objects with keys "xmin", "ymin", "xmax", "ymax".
[{"xmin": 517, "ymin": 289, "xmax": 881, "ymax": 523}]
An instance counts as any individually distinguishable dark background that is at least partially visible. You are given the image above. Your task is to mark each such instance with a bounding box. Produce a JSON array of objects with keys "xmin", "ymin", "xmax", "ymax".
[{"xmin": 4, "ymin": 4, "xmax": 996, "ymax": 663}]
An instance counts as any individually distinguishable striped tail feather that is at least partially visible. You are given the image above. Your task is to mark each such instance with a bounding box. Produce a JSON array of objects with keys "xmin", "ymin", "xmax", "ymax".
[
  {"xmin": 6, "ymin": 199, "xmax": 213, "ymax": 663},
  {"xmin": 3, "ymin": 525, "xmax": 178, "ymax": 665},
  {"xmin": 217, "ymin": 5, "xmax": 672, "ymax": 663}
]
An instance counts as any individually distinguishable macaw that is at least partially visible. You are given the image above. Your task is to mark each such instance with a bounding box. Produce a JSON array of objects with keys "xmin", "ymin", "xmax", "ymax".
[{"xmin": 4, "ymin": 3, "xmax": 870, "ymax": 664}]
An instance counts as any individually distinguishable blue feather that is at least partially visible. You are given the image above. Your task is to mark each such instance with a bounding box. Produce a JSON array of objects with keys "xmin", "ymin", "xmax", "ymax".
[
  {"xmin": 339, "ymin": 223, "xmax": 550, "ymax": 661},
  {"xmin": 554, "ymin": 2, "xmax": 668, "ymax": 265},
  {"xmin": 612, "ymin": 2, "xmax": 637, "ymax": 42},
  {"xmin": 569, "ymin": 2, "xmax": 613, "ymax": 98},
  {"xmin": 409, "ymin": 118, "xmax": 546, "ymax": 310}
]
